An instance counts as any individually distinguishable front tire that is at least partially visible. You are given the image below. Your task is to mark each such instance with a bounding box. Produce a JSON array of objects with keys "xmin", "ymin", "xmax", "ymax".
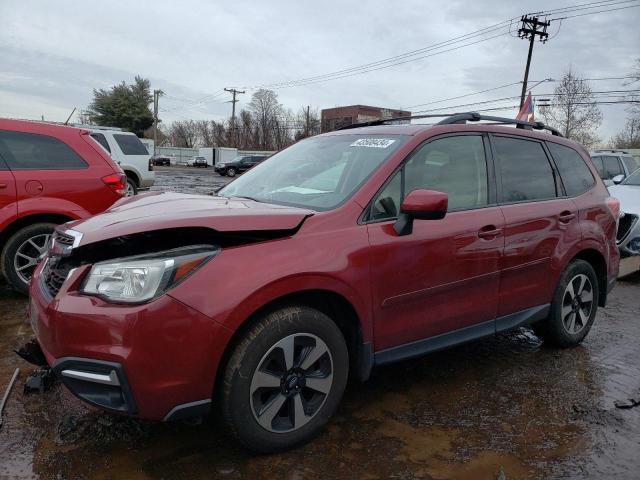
[
  {"xmin": 2, "ymin": 223, "xmax": 56, "ymax": 295},
  {"xmin": 533, "ymin": 259, "xmax": 599, "ymax": 347},
  {"xmin": 226, "ymin": 167, "xmax": 237, "ymax": 177},
  {"xmin": 220, "ymin": 306, "xmax": 349, "ymax": 452}
]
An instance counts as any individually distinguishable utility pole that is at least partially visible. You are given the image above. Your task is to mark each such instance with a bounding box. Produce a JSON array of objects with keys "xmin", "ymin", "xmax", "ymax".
[
  {"xmin": 518, "ymin": 15, "xmax": 550, "ymax": 109},
  {"xmin": 153, "ymin": 89, "xmax": 164, "ymax": 156},
  {"xmin": 305, "ymin": 105, "xmax": 310, "ymax": 137},
  {"xmin": 225, "ymin": 88, "xmax": 245, "ymax": 147}
]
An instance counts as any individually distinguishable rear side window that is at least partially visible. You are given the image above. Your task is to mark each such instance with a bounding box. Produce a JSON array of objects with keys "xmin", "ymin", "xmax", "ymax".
[
  {"xmin": 622, "ymin": 155, "xmax": 639, "ymax": 174},
  {"xmin": 547, "ymin": 143, "xmax": 594, "ymax": 196},
  {"xmin": 493, "ymin": 136, "xmax": 556, "ymax": 202},
  {"xmin": 0, "ymin": 130, "xmax": 88, "ymax": 170},
  {"xmin": 90, "ymin": 133, "xmax": 111, "ymax": 153},
  {"xmin": 590, "ymin": 156, "xmax": 604, "ymax": 177},
  {"xmin": 113, "ymin": 134, "xmax": 148, "ymax": 155},
  {"xmin": 602, "ymin": 156, "xmax": 623, "ymax": 179}
]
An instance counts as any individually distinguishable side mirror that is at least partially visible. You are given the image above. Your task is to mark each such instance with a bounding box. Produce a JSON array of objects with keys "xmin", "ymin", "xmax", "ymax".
[
  {"xmin": 612, "ymin": 174, "xmax": 625, "ymax": 184},
  {"xmin": 394, "ymin": 189, "xmax": 448, "ymax": 236}
]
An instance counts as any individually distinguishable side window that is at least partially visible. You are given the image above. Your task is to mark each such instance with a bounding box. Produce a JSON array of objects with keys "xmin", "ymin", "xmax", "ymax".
[
  {"xmin": 622, "ymin": 156, "xmax": 639, "ymax": 174},
  {"xmin": 90, "ymin": 133, "xmax": 111, "ymax": 153},
  {"xmin": 493, "ymin": 136, "xmax": 556, "ymax": 202},
  {"xmin": 547, "ymin": 142, "xmax": 594, "ymax": 196},
  {"xmin": 603, "ymin": 156, "xmax": 623, "ymax": 179},
  {"xmin": 113, "ymin": 134, "xmax": 148, "ymax": 155},
  {"xmin": 369, "ymin": 135, "xmax": 489, "ymax": 220},
  {"xmin": 0, "ymin": 130, "xmax": 88, "ymax": 170},
  {"xmin": 371, "ymin": 170, "xmax": 402, "ymax": 220},
  {"xmin": 591, "ymin": 156, "xmax": 604, "ymax": 177},
  {"xmin": 404, "ymin": 135, "xmax": 488, "ymax": 210}
]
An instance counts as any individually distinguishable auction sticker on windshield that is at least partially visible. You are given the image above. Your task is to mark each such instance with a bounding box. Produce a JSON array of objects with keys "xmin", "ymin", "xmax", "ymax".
[{"xmin": 350, "ymin": 138, "xmax": 396, "ymax": 148}]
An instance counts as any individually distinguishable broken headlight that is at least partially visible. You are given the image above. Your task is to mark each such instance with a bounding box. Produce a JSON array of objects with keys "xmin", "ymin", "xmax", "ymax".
[{"xmin": 80, "ymin": 245, "xmax": 218, "ymax": 303}]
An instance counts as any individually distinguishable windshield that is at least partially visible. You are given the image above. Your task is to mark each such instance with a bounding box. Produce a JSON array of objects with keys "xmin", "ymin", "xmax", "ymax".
[
  {"xmin": 622, "ymin": 168, "xmax": 640, "ymax": 186},
  {"xmin": 218, "ymin": 134, "xmax": 407, "ymax": 210}
]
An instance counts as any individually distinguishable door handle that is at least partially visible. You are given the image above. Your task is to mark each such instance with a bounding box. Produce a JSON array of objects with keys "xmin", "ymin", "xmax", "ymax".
[
  {"xmin": 559, "ymin": 211, "xmax": 576, "ymax": 223},
  {"xmin": 478, "ymin": 226, "xmax": 503, "ymax": 239}
]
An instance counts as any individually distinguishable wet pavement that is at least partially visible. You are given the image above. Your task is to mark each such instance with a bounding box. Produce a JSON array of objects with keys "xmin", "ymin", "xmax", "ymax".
[
  {"xmin": 0, "ymin": 167, "xmax": 639, "ymax": 479},
  {"xmin": 150, "ymin": 165, "xmax": 233, "ymax": 195}
]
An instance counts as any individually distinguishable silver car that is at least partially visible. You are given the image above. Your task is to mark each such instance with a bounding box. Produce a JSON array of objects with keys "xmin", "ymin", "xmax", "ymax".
[{"xmin": 609, "ymin": 168, "xmax": 640, "ymax": 257}]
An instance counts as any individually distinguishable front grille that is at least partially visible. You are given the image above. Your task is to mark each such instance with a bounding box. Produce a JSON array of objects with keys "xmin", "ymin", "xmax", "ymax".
[
  {"xmin": 42, "ymin": 259, "xmax": 71, "ymax": 297},
  {"xmin": 617, "ymin": 213, "xmax": 638, "ymax": 243}
]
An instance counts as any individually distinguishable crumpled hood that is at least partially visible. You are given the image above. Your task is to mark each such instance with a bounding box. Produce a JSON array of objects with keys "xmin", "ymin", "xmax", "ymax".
[
  {"xmin": 65, "ymin": 191, "xmax": 314, "ymax": 246},
  {"xmin": 609, "ymin": 185, "xmax": 640, "ymax": 214}
]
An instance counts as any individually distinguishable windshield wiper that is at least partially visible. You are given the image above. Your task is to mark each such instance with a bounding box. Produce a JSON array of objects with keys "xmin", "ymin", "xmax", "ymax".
[{"xmin": 227, "ymin": 195, "xmax": 264, "ymax": 203}]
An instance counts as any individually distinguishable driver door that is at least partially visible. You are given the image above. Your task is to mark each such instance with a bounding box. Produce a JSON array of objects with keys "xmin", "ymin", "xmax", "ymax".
[{"xmin": 366, "ymin": 134, "xmax": 504, "ymax": 353}]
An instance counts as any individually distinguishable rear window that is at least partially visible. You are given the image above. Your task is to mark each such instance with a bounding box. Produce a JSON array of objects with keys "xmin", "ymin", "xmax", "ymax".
[
  {"xmin": 113, "ymin": 134, "xmax": 148, "ymax": 155},
  {"xmin": 493, "ymin": 136, "xmax": 556, "ymax": 202},
  {"xmin": 90, "ymin": 133, "xmax": 111, "ymax": 153},
  {"xmin": 0, "ymin": 130, "xmax": 88, "ymax": 170},
  {"xmin": 602, "ymin": 156, "xmax": 623, "ymax": 179},
  {"xmin": 547, "ymin": 142, "xmax": 594, "ymax": 196}
]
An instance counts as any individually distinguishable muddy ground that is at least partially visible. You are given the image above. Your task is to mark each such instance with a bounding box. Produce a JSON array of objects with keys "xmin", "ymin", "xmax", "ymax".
[{"xmin": 1, "ymin": 167, "xmax": 639, "ymax": 479}]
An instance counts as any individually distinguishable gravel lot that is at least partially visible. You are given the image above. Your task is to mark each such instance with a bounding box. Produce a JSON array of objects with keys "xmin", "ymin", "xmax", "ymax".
[{"xmin": 0, "ymin": 166, "xmax": 638, "ymax": 480}]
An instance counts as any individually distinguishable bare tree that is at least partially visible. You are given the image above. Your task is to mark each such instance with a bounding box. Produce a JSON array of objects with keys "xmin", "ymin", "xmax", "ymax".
[
  {"xmin": 168, "ymin": 120, "xmax": 199, "ymax": 148},
  {"xmin": 540, "ymin": 69, "xmax": 602, "ymax": 148},
  {"xmin": 248, "ymin": 89, "xmax": 286, "ymax": 150},
  {"xmin": 294, "ymin": 106, "xmax": 321, "ymax": 141},
  {"xmin": 609, "ymin": 117, "xmax": 640, "ymax": 149}
]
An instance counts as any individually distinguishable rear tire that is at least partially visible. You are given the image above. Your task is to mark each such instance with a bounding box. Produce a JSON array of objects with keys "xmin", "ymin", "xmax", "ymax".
[
  {"xmin": 226, "ymin": 167, "xmax": 237, "ymax": 177},
  {"xmin": 2, "ymin": 223, "xmax": 56, "ymax": 295},
  {"xmin": 220, "ymin": 305, "xmax": 349, "ymax": 452},
  {"xmin": 125, "ymin": 177, "xmax": 138, "ymax": 196},
  {"xmin": 532, "ymin": 259, "xmax": 599, "ymax": 347}
]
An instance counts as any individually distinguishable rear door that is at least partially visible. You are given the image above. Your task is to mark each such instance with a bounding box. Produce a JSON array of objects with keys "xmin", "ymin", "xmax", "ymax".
[
  {"xmin": 0, "ymin": 143, "xmax": 18, "ymax": 229},
  {"xmin": 492, "ymin": 135, "xmax": 581, "ymax": 318},
  {"xmin": 0, "ymin": 130, "xmax": 93, "ymax": 214},
  {"xmin": 368, "ymin": 134, "xmax": 504, "ymax": 351}
]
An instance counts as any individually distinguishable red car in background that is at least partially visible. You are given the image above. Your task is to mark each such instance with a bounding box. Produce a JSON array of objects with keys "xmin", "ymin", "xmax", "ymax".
[
  {"xmin": 27, "ymin": 113, "xmax": 619, "ymax": 452},
  {"xmin": 0, "ymin": 118, "xmax": 126, "ymax": 293}
]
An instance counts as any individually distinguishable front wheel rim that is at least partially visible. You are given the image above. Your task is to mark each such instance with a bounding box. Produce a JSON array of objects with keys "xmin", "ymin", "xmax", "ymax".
[
  {"xmin": 561, "ymin": 273, "xmax": 594, "ymax": 334},
  {"xmin": 250, "ymin": 333, "xmax": 333, "ymax": 433},
  {"xmin": 14, "ymin": 233, "xmax": 51, "ymax": 284}
]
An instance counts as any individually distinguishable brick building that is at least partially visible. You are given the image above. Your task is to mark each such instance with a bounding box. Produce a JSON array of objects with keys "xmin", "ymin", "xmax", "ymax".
[{"xmin": 321, "ymin": 105, "xmax": 411, "ymax": 132}]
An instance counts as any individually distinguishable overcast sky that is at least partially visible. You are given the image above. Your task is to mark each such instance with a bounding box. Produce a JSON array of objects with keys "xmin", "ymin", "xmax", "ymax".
[{"xmin": 1, "ymin": 0, "xmax": 638, "ymax": 142}]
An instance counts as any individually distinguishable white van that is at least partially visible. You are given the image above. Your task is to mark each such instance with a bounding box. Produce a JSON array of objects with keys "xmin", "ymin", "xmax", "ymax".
[{"xmin": 83, "ymin": 126, "xmax": 155, "ymax": 196}]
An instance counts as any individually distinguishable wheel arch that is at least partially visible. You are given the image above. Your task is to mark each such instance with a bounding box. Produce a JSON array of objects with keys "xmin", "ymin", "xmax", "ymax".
[
  {"xmin": 213, "ymin": 288, "xmax": 373, "ymax": 403},
  {"xmin": 571, "ymin": 248, "xmax": 607, "ymax": 307},
  {"xmin": 123, "ymin": 168, "xmax": 140, "ymax": 186},
  {"xmin": 0, "ymin": 213, "xmax": 75, "ymax": 251}
]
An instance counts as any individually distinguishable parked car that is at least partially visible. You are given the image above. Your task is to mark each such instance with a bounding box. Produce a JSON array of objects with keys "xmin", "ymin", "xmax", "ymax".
[
  {"xmin": 608, "ymin": 167, "xmax": 640, "ymax": 257},
  {"xmin": 29, "ymin": 113, "xmax": 619, "ymax": 452},
  {"xmin": 214, "ymin": 154, "xmax": 266, "ymax": 176},
  {"xmin": 0, "ymin": 118, "xmax": 125, "ymax": 293},
  {"xmin": 151, "ymin": 155, "xmax": 173, "ymax": 166},
  {"xmin": 590, "ymin": 149, "xmax": 639, "ymax": 184},
  {"xmin": 192, "ymin": 156, "xmax": 208, "ymax": 168},
  {"xmin": 85, "ymin": 126, "xmax": 154, "ymax": 196}
]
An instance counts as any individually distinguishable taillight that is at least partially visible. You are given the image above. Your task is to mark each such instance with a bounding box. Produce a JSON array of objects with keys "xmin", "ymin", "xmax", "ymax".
[
  {"xmin": 102, "ymin": 173, "xmax": 126, "ymax": 196},
  {"xmin": 149, "ymin": 158, "xmax": 154, "ymax": 171},
  {"xmin": 606, "ymin": 196, "xmax": 620, "ymax": 220}
]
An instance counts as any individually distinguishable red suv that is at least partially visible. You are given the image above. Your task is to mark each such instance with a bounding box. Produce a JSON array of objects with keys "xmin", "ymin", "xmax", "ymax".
[
  {"xmin": 27, "ymin": 113, "xmax": 619, "ymax": 452},
  {"xmin": 0, "ymin": 119, "xmax": 126, "ymax": 293}
]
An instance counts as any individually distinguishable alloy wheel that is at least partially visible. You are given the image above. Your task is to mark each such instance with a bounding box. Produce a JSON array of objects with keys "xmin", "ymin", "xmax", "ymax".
[
  {"xmin": 561, "ymin": 273, "xmax": 594, "ymax": 334},
  {"xmin": 250, "ymin": 333, "xmax": 333, "ymax": 433},
  {"xmin": 14, "ymin": 233, "xmax": 51, "ymax": 284},
  {"xmin": 125, "ymin": 180, "xmax": 136, "ymax": 196}
]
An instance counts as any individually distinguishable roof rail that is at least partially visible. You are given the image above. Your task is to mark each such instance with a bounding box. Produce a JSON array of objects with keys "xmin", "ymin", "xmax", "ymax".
[
  {"xmin": 593, "ymin": 149, "xmax": 630, "ymax": 154},
  {"xmin": 337, "ymin": 111, "xmax": 563, "ymax": 137}
]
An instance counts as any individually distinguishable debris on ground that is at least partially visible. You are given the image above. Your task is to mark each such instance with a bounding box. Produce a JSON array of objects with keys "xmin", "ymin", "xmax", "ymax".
[
  {"xmin": 0, "ymin": 367, "xmax": 20, "ymax": 428},
  {"xmin": 24, "ymin": 367, "xmax": 54, "ymax": 394},
  {"xmin": 614, "ymin": 395, "xmax": 640, "ymax": 409},
  {"xmin": 15, "ymin": 338, "xmax": 48, "ymax": 366},
  {"xmin": 56, "ymin": 412, "xmax": 150, "ymax": 445}
]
